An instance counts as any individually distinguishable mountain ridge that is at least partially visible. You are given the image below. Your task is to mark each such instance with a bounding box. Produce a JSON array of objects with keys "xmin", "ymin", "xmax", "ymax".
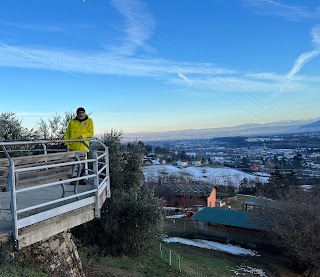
[{"xmin": 122, "ymin": 118, "xmax": 320, "ymax": 142}]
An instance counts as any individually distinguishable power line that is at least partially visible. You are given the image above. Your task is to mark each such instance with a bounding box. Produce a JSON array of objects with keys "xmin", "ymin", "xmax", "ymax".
[
  {"xmin": 76, "ymin": 0, "xmax": 268, "ymax": 121},
  {"xmin": 0, "ymin": 42, "xmax": 79, "ymax": 77},
  {"xmin": 108, "ymin": 0, "xmax": 291, "ymax": 122}
]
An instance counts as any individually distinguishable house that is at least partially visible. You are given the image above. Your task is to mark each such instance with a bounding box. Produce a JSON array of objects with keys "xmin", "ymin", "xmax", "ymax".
[
  {"xmin": 152, "ymin": 182, "xmax": 214, "ymax": 208},
  {"xmin": 143, "ymin": 156, "xmax": 153, "ymax": 165},
  {"xmin": 207, "ymin": 186, "xmax": 217, "ymax": 208},
  {"xmin": 250, "ymin": 163, "xmax": 258, "ymax": 171},
  {"xmin": 191, "ymin": 160, "xmax": 201, "ymax": 166},
  {"xmin": 176, "ymin": 160, "xmax": 189, "ymax": 167},
  {"xmin": 152, "ymin": 159, "xmax": 161, "ymax": 165},
  {"xmin": 190, "ymin": 207, "xmax": 267, "ymax": 247}
]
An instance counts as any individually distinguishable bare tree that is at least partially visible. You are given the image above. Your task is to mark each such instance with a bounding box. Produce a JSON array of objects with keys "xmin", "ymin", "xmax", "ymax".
[
  {"xmin": 37, "ymin": 112, "xmax": 75, "ymax": 139},
  {"xmin": 257, "ymin": 187, "xmax": 320, "ymax": 276}
]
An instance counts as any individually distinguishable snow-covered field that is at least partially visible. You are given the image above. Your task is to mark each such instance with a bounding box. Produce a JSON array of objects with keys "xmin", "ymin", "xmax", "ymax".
[{"xmin": 144, "ymin": 165, "xmax": 268, "ymax": 187}]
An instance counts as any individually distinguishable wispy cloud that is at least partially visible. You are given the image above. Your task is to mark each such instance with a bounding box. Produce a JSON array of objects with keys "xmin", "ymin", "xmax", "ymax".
[
  {"xmin": 109, "ymin": 0, "xmax": 156, "ymax": 56},
  {"xmin": 0, "ymin": 42, "xmax": 79, "ymax": 77},
  {"xmin": 1, "ymin": 0, "xmax": 320, "ymax": 98},
  {"xmin": 245, "ymin": 72, "xmax": 285, "ymax": 82},
  {"xmin": 0, "ymin": 41, "xmax": 235, "ymax": 79},
  {"xmin": 244, "ymin": 0, "xmax": 316, "ymax": 21},
  {"xmin": 177, "ymin": 71, "xmax": 192, "ymax": 85},
  {"xmin": 286, "ymin": 25, "xmax": 320, "ymax": 80},
  {"xmin": 0, "ymin": 21, "xmax": 63, "ymax": 32},
  {"xmin": 1, "ymin": 39, "xmax": 320, "ymax": 98}
]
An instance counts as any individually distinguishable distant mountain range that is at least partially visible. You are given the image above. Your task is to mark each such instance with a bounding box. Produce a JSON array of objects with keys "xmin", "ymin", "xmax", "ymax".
[{"xmin": 122, "ymin": 118, "xmax": 320, "ymax": 142}]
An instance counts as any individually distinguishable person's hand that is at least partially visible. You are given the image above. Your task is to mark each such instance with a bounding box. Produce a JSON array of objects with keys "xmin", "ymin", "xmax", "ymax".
[
  {"xmin": 79, "ymin": 136, "xmax": 83, "ymax": 139},
  {"xmin": 66, "ymin": 147, "xmax": 70, "ymax": 151}
]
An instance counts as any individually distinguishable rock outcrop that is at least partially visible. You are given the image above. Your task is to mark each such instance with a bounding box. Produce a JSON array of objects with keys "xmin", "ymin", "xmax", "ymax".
[{"xmin": 25, "ymin": 231, "xmax": 85, "ymax": 277}]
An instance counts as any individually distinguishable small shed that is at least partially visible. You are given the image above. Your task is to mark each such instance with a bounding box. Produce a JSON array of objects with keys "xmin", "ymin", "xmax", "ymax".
[{"xmin": 190, "ymin": 207, "xmax": 267, "ymax": 247}]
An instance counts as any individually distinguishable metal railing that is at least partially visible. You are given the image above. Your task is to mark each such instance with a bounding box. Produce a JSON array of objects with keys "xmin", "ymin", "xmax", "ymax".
[{"xmin": 0, "ymin": 138, "xmax": 110, "ymax": 249}]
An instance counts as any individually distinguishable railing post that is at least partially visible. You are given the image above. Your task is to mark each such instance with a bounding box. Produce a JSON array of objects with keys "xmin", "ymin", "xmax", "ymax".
[
  {"xmin": 9, "ymin": 160, "xmax": 19, "ymax": 249},
  {"xmin": 92, "ymin": 150, "xmax": 100, "ymax": 218},
  {"xmin": 42, "ymin": 143, "xmax": 47, "ymax": 155},
  {"xmin": 105, "ymin": 147, "xmax": 111, "ymax": 198}
]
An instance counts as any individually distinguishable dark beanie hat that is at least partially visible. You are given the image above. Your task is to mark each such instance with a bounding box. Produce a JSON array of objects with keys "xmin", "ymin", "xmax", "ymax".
[{"xmin": 76, "ymin": 107, "xmax": 85, "ymax": 113}]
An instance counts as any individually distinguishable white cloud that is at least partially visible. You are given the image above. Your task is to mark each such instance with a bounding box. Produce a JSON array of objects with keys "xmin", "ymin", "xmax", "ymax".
[
  {"xmin": 177, "ymin": 71, "xmax": 192, "ymax": 85},
  {"xmin": 1, "ymin": 22, "xmax": 63, "ymax": 32},
  {"xmin": 286, "ymin": 26, "xmax": 320, "ymax": 80},
  {"xmin": 245, "ymin": 0, "xmax": 315, "ymax": 21},
  {"xmin": 109, "ymin": 0, "xmax": 156, "ymax": 56}
]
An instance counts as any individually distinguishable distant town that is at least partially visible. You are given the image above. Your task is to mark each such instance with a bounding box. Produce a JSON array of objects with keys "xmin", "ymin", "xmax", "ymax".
[{"xmin": 142, "ymin": 132, "xmax": 320, "ymax": 186}]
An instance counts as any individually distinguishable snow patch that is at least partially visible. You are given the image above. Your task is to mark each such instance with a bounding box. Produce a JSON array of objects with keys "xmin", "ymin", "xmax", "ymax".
[
  {"xmin": 163, "ymin": 237, "xmax": 258, "ymax": 256},
  {"xmin": 165, "ymin": 214, "xmax": 186, "ymax": 219},
  {"xmin": 230, "ymin": 265, "xmax": 267, "ymax": 276}
]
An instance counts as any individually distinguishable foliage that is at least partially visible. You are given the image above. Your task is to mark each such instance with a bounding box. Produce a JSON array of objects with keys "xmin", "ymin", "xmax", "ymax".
[
  {"xmin": 82, "ymin": 188, "xmax": 164, "ymax": 257},
  {"xmin": 238, "ymin": 178, "xmax": 257, "ymax": 195},
  {"xmin": 256, "ymin": 167, "xmax": 301, "ymax": 199},
  {"xmin": 73, "ymin": 130, "xmax": 165, "ymax": 257},
  {"xmin": 0, "ymin": 112, "xmax": 39, "ymax": 158},
  {"xmin": 0, "ymin": 112, "xmax": 36, "ymax": 141}
]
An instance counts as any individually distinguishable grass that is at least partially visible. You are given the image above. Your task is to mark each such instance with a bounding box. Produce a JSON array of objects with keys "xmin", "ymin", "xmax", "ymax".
[
  {"xmin": 80, "ymin": 240, "xmax": 300, "ymax": 277},
  {"xmin": 0, "ymin": 266, "xmax": 46, "ymax": 277},
  {"xmin": 0, "ymin": 242, "xmax": 46, "ymax": 277},
  {"xmin": 79, "ymin": 216, "xmax": 304, "ymax": 277},
  {"xmin": 0, "ymin": 234, "xmax": 304, "ymax": 277},
  {"xmin": 80, "ymin": 246, "xmax": 183, "ymax": 277}
]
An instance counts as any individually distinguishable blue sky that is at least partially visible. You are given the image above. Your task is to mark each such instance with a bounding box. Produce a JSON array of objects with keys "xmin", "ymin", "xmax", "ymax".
[{"xmin": 1, "ymin": 0, "xmax": 320, "ymax": 136}]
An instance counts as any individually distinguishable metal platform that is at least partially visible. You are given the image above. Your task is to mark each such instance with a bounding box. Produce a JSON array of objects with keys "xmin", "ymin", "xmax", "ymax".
[{"xmin": 0, "ymin": 138, "xmax": 111, "ymax": 249}]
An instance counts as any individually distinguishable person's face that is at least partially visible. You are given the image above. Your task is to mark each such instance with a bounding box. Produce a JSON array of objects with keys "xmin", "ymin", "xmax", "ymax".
[{"xmin": 77, "ymin": 111, "xmax": 86, "ymax": 120}]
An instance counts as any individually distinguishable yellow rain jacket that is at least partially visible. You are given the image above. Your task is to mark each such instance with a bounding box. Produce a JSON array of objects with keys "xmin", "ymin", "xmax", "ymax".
[{"xmin": 64, "ymin": 116, "xmax": 94, "ymax": 152}]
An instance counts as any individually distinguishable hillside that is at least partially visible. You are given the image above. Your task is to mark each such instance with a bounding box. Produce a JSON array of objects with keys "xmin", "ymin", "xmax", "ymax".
[{"xmin": 143, "ymin": 165, "xmax": 268, "ymax": 186}]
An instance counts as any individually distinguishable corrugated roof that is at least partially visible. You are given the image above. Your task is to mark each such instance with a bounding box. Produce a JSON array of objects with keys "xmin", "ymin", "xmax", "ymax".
[{"xmin": 190, "ymin": 207, "xmax": 265, "ymax": 230}]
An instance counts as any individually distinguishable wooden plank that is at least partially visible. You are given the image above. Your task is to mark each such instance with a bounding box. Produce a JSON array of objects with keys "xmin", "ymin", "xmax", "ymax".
[
  {"xmin": 0, "ymin": 176, "xmax": 7, "ymax": 185},
  {"xmin": 0, "ymin": 167, "xmax": 8, "ymax": 174},
  {"xmin": 0, "ymin": 151, "xmax": 84, "ymax": 183},
  {"xmin": 13, "ymin": 158, "xmax": 77, "ymax": 169},
  {"xmin": 17, "ymin": 173, "xmax": 71, "ymax": 188},
  {"xmin": 18, "ymin": 204, "xmax": 95, "ymax": 248},
  {"xmin": 17, "ymin": 167, "xmax": 73, "ymax": 182},
  {"xmin": 0, "ymin": 159, "xmax": 9, "ymax": 167},
  {"xmin": 12, "ymin": 150, "xmax": 87, "ymax": 166}
]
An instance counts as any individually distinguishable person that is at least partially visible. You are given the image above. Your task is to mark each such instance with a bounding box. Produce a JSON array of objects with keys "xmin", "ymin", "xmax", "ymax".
[{"xmin": 64, "ymin": 107, "xmax": 94, "ymax": 185}]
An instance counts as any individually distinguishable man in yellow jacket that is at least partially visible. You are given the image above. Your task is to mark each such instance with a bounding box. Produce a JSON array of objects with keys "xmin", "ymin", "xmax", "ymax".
[
  {"xmin": 64, "ymin": 107, "xmax": 94, "ymax": 152},
  {"xmin": 64, "ymin": 107, "xmax": 94, "ymax": 185}
]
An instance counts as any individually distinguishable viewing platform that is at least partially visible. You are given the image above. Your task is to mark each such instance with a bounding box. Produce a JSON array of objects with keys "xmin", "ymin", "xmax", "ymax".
[{"xmin": 0, "ymin": 138, "xmax": 110, "ymax": 249}]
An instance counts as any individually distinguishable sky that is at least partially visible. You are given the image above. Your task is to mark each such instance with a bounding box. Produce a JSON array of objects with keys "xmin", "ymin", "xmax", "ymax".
[{"xmin": 1, "ymin": 0, "xmax": 320, "ymax": 136}]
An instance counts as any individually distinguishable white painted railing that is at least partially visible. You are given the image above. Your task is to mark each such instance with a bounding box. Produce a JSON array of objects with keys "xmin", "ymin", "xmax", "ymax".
[{"xmin": 0, "ymin": 138, "xmax": 110, "ymax": 249}]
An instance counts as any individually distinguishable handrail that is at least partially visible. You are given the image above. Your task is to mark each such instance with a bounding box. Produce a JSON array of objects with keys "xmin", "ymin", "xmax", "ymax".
[{"xmin": 0, "ymin": 138, "xmax": 110, "ymax": 249}]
